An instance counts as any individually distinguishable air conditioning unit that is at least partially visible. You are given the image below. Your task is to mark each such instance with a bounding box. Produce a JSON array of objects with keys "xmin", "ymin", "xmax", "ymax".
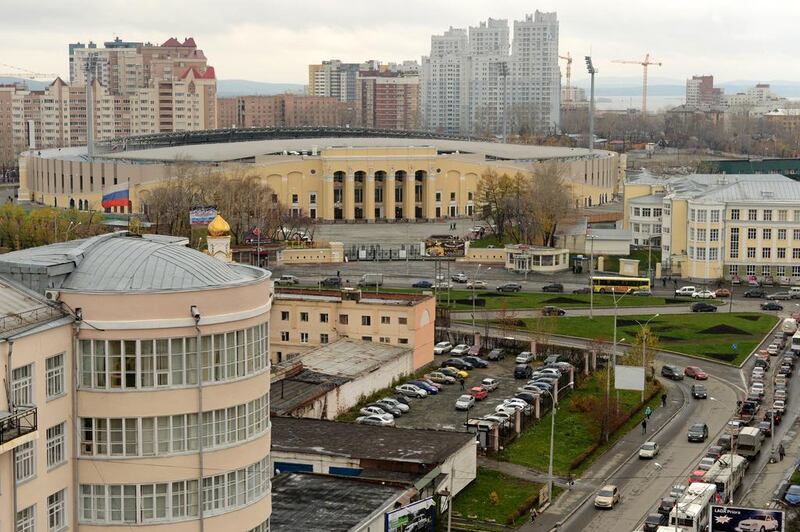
[{"xmin": 44, "ymin": 290, "xmax": 60, "ymax": 302}]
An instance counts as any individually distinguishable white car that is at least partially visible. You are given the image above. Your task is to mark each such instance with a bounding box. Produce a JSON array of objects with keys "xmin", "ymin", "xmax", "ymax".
[
  {"xmin": 275, "ymin": 274, "xmax": 300, "ymax": 285},
  {"xmin": 737, "ymin": 514, "xmax": 780, "ymax": 531},
  {"xmin": 481, "ymin": 378, "xmax": 499, "ymax": 391},
  {"xmin": 675, "ymin": 286, "xmax": 697, "ymax": 296},
  {"xmin": 692, "ymin": 289, "xmax": 715, "ymax": 299},
  {"xmin": 433, "ymin": 341, "xmax": 453, "ymax": 355},
  {"xmin": 698, "ymin": 456, "xmax": 716, "ymax": 470},
  {"xmin": 451, "ymin": 272, "xmax": 469, "ymax": 283},
  {"xmin": 773, "ymin": 400, "xmax": 786, "ymax": 413},
  {"xmin": 515, "ymin": 351, "xmax": 535, "ymax": 364},
  {"xmin": 451, "ymin": 344, "xmax": 470, "ymax": 356},
  {"xmin": 517, "ymin": 384, "xmax": 543, "ymax": 394},
  {"xmin": 380, "ymin": 397, "xmax": 409, "ymax": 412},
  {"xmin": 466, "ymin": 280, "xmax": 488, "ymax": 289},
  {"xmin": 502, "ymin": 398, "xmax": 529, "ymax": 410},
  {"xmin": 455, "ymin": 394, "xmax": 475, "ymax": 410},
  {"xmin": 540, "ymin": 368, "xmax": 562, "ymax": 377},
  {"xmin": 775, "ymin": 389, "xmax": 787, "ymax": 401},
  {"xmin": 482, "ymin": 414, "xmax": 510, "ymax": 426},
  {"xmin": 396, "ymin": 384, "xmax": 427, "ymax": 398},
  {"xmin": 488, "ymin": 411, "xmax": 512, "ymax": 422},
  {"xmin": 495, "ymin": 405, "xmax": 518, "ymax": 416},
  {"xmin": 356, "ymin": 414, "xmax": 395, "ymax": 426},
  {"xmin": 594, "ymin": 485, "xmax": 621, "ymax": 509},
  {"xmin": 433, "ymin": 281, "xmax": 453, "ymax": 289},
  {"xmin": 638, "ymin": 441, "xmax": 659, "ymax": 459},
  {"xmin": 360, "ymin": 406, "xmax": 393, "ymax": 418},
  {"xmin": 767, "ymin": 343, "xmax": 780, "ymax": 355}
]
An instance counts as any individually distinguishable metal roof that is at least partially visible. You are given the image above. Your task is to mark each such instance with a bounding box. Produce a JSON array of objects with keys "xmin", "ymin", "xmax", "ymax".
[
  {"xmin": 629, "ymin": 194, "xmax": 666, "ymax": 205},
  {"xmin": 0, "ymin": 232, "xmax": 269, "ymax": 293},
  {"xmin": 0, "ymin": 276, "xmax": 67, "ymax": 338},
  {"xmin": 298, "ymin": 338, "xmax": 411, "ymax": 378}
]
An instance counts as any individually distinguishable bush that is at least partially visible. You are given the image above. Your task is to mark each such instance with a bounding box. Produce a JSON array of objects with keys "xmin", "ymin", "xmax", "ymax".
[
  {"xmin": 505, "ymin": 492, "xmax": 541, "ymax": 525},
  {"xmin": 489, "ymin": 491, "xmax": 499, "ymax": 506}
]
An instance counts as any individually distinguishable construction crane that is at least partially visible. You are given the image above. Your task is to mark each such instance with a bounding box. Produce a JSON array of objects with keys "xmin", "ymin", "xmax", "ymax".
[
  {"xmin": 612, "ymin": 53, "xmax": 662, "ymax": 115},
  {"xmin": 0, "ymin": 62, "xmax": 58, "ymax": 80},
  {"xmin": 558, "ymin": 52, "xmax": 573, "ymax": 100}
]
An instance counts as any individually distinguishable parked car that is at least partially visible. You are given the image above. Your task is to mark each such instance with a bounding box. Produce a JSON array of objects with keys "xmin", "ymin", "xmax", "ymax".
[
  {"xmin": 439, "ymin": 367, "xmax": 466, "ymax": 380},
  {"xmin": 661, "ymin": 365, "xmax": 685, "ymax": 380},
  {"xmin": 379, "ymin": 397, "xmax": 409, "ymax": 413},
  {"xmin": 481, "ymin": 378, "xmax": 499, "ymax": 392},
  {"xmin": 441, "ymin": 358, "xmax": 473, "ymax": 370},
  {"xmin": 469, "ymin": 387, "xmax": 488, "ymax": 400},
  {"xmin": 497, "ymin": 283, "xmax": 522, "ymax": 292},
  {"xmin": 514, "ymin": 364, "xmax": 533, "ymax": 379},
  {"xmin": 514, "ymin": 391, "xmax": 539, "ymax": 405},
  {"xmin": 764, "ymin": 410, "xmax": 782, "ymax": 426},
  {"xmin": 657, "ymin": 497, "xmax": 677, "ymax": 516},
  {"xmin": 360, "ymin": 406, "xmax": 394, "ymax": 418},
  {"xmin": 767, "ymin": 291, "xmax": 793, "ymax": 300},
  {"xmin": 785, "ymin": 485, "xmax": 800, "ymax": 506},
  {"xmin": 356, "ymin": 414, "xmax": 395, "ymax": 426},
  {"xmin": 767, "ymin": 343, "xmax": 780, "ymax": 356},
  {"xmin": 773, "ymin": 399, "xmax": 787, "ymax": 413},
  {"xmin": 688, "ymin": 423, "xmax": 709, "ymax": 442},
  {"xmin": 434, "ymin": 341, "xmax": 454, "ymax": 355},
  {"xmin": 643, "ymin": 513, "xmax": 668, "ymax": 532},
  {"xmin": 455, "ymin": 394, "xmax": 475, "ymax": 410},
  {"xmin": 467, "ymin": 345, "xmax": 482, "ymax": 357},
  {"xmin": 541, "ymin": 306, "xmax": 566, "ymax": 316},
  {"xmin": 396, "ymin": 384, "xmax": 427, "ymax": 398},
  {"xmin": 463, "ymin": 356, "xmax": 489, "ymax": 368},
  {"xmin": 412, "ymin": 280, "xmax": 433, "ymax": 289},
  {"xmin": 594, "ymin": 485, "xmax": 621, "ymax": 509},
  {"xmin": 515, "ymin": 351, "xmax": 535, "ymax": 364},
  {"xmin": 639, "ymin": 441, "xmax": 660, "ymax": 459},
  {"xmin": 675, "ymin": 286, "xmax": 697, "ymax": 296},
  {"xmin": 368, "ymin": 402, "xmax": 402, "ymax": 416},
  {"xmin": 466, "ymin": 280, "xmax": 487, "ymax": 289},
  {"xmin": 487, "ymin": 348, "xmax": 506, "ymax": 361},
  {"xmin": 321, "ymin": 276, "xmax": 342, "ymax": 287},
  {"xmin": 573, "ymin": 287, "xmax": 591, "ymax": 294},
  {"xmin": 698, "ymin": 456, "xmax": 716, "ymax": 471},
  {"xmin": 758, "ymin": 421, "xmax": 773, "ymax": 437},
  {"xmin": 275, "ymin": 274, "xmax": 300, "ymax": 285},
  {"xmin": 761, "ymin": 301, "xmax": 784, "ymax": 311},
  {"xmin": 691, "ymin": 384, "xmax": 708, "ymax": 399},
  {"xmin": 692, "ymin": 289, "xmax": 715, "ymax": 299},
  {"xmin": 691, "ymin": 302, "xmax": 717, "ymax": 312},
  {"xmin": 744, "ymin": 287, "xmax": 766, "ymax": 297},
  {"xmin": 542, "ymin": 283, "xmax": 564, "ymax": 293},
  {"xmin": 715, "ymin": 288, "xmax": 731, "ymax": 297},
  {"xmin": 451, "ymin": 344, "xmax": 470, "ymax": 356},
  {"xmin": 426, "ymin": 371, "xmax": 455, "ymax": 384},
  {"xmin": 684, "ymin": 366, "xmax": 708, "ymax": 380},
  {"xmin": 631, "ymin": 289, "xmax": 652, "ymax": 296},
  {"xmin": 451, "ymin": 272, "xmax": 469, "ymax": 283},
  {"xmin": 408, "ymin": 380, "xmax": 439, "ymax": 395}
]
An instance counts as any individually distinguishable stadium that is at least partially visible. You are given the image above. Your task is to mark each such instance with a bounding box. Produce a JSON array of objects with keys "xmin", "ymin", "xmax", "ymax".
[{"xmin": 19, "ymin": 127, "xmax": 622, "ymax": 222}]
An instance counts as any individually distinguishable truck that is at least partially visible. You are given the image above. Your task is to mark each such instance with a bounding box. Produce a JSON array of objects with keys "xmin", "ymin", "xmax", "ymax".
[
  {"xmin": 704, "ymin": 453, "xmax": 748, "ymax": 503},
  {"xmin": 736, "ymin": 427, "xmax": 762, "ymax": 460},
  {"xmin": 357, "ymin": 273, "xmax": 384, "ymax": 287},
  {"xmin": 667, "ymin": 482, "xmax": 718, "ymax": 532},
  {"xmin": 782, "ymin": 318, "xmax": 798, "ymax": 335}
]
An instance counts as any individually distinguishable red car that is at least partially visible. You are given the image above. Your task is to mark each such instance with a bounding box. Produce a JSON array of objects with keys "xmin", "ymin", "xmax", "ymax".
[
  {"xmin": 688, "ymin": 469, "xmax": 706, "ymax": 484},
  {"xmin": 715, "ymin": 288, "xmax": 731, "ymax": 298},
  {"xmin": 684, "ymin": 366, "xmax": 708, "ymax": 380},
  {"xmin": 469, "ymin": 387, "xmax": 488, "ymax": 400}
]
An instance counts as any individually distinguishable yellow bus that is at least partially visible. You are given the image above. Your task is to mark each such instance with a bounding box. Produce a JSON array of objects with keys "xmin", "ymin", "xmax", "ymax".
[{"xmin": 591, "ymin": 276, "xmax": 651, "ymax": 294}]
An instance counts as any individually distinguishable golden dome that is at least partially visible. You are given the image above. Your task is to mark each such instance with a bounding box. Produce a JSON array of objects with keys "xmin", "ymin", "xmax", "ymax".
[{"xmin": 207, "ymin": 213, "xmax": 231, "ymax": 237}]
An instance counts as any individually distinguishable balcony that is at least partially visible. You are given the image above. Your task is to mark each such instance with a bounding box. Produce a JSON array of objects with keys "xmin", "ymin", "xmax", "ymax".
[{"xmin": 0, "ymin": 407, "xmax": 37, "ymax": 451}]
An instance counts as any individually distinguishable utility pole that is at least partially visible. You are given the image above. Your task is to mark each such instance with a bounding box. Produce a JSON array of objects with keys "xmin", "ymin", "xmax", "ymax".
[
  {"xmin": 588, "ymin": 232, "xmax": 596, "ymax": 319},
  {"xmin": 85, "ymin": 52, "xmax": 99, "ymax": 160},
  {"xmin": 585, "ymin": 56, "xmax": 597, "ymax": 154}
]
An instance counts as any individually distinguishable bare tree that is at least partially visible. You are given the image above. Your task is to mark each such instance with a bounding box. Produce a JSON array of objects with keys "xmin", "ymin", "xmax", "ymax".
[{"xmin": 530, "ymin": 162, "xmax": 574, "ymax": 247}]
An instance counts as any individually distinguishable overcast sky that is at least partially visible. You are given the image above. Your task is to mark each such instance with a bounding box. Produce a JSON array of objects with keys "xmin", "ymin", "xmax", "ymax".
[{"xmin": 2, "ymin": 0, "xmax": 797, "ymax": 85}]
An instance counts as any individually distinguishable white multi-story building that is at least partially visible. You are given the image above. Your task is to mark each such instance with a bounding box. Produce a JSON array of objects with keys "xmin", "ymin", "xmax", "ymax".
[
  {"xmin": 467, "ymin": 18, "xmax": 510, "ymax": 135},
  {"xmin": 421, "ymin": 28, "xmax": 469, "ymax": 134}
]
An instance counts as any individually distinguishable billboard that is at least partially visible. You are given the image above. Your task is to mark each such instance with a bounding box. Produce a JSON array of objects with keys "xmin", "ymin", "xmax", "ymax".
[
  {"xmin": 190, "ymin": 207, "xmax": 217, "ymax": 225},
  {"xmin": 710, "ymin": 505, "xmax": 784, "ymax": 532},
  {"xmin": 385, "ymin": 497, "xmax": 435, "ymax": 532},
  {"xmin": 614, "ymin": 365, "xmax": 645, "ymax": 391},
  {"xmin": 424, "ymin": 236, "xmax": 465, "ymax": 257}
]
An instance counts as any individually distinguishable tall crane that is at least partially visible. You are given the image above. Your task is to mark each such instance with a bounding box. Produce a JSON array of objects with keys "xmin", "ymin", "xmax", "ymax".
[
  {"xmin": 558, "ymin": 52, "xmax": 573, "ymax": 100},
  {"xmin": 612, "ymin": 53, "xmax": 662, "ymax": 115}
]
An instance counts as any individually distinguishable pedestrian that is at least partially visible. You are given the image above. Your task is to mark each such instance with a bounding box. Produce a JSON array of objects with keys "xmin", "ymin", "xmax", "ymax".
[
  {"xmin": 530, "ymin": 508, "xmax": 538, "ymax": 522},
  {"xmin": 662, "ymin": 277, "xmax": 666, "ymax": 288},
  {"xmin": 337, "ymin": 270, "xmax": 340, "ymax": 277},
  {"xmin": 645, "ymin": 406, "xmax": 653, "ymax": 420},
  {"xmin": 460, "ymin": 377, "xmax": 465, "ymax": 390},
  {"xmin": 673, "ymin": 279, "xmax": 678, "ymax": 289},
  {"xmin": 780, "ymin": 443, "xmax": 786, "ymax": 461},
  {"xmin": 661, "ymin": 393, "xmax": 667, "ymax": 407},
  {"xmin": 641, "ymin": 418, "xmax": 647, "ymax": 434}
]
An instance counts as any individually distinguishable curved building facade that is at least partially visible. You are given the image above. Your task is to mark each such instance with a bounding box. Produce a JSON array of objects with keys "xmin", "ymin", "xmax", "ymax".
[
  {"xmin": 0, "ymin": 232, "xmax": 272, "ymax": 530},
  {"xmin": 18, "ymin": 130, "xmax": 621, "ymax": 221}
]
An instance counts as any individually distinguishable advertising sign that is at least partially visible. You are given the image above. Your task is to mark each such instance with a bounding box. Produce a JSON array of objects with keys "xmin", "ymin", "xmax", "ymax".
[
  {"xmin": 710, "ymin": 505, "xmax": 784, "ymax": 532},
  {"xmin": 614, "ymin": 365, "xmax": 645, "ymax": 391},
  {"xmin": 385, "ymin": 497, "xmax": 435, "ymax": 532},
  {"xmin": 190, "ymin": 207, "xmax": 217, "ymax": 225},
  {"xmin": 424, "ymin": 235, "xmax": 465, "ymax": 257}
]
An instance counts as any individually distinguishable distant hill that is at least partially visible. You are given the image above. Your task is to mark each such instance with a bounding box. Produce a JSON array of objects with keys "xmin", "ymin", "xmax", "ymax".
[
  {"xmin": 217, "ymin": 79, "xmax": 306, "ymax": 97},
  {"xmin": 0, "ymin": 77, "xmax": 50, "ymax": 90}
]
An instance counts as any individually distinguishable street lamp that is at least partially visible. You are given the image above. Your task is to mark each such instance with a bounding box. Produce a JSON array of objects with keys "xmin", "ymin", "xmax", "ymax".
[
  {"xmin": 472, "ymin": 264, "xmax": 490, "ymax": 342},
  {"xmin": 633, "ymin": 314, "xmax": 660, "ymax": 403},
  {"xmin": 585, "ymin": 56, "xmax": 597, "ymax": 154},
  {"xmin": 542, "ymin": 380, "xmax": 575, "ymax": 503},
  {"xmin": 587, "ymin": 233, "xmax": 598, "ymax": 319}
]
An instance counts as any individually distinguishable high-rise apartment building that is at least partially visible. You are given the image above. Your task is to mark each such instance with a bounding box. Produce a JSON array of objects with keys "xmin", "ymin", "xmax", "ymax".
[
  {"xmin": 355, "ymin": 71, "xmax": 419, "ymax": 130},
  {"xmin": 685, "ymin": 75, "xmax": 724, "ymax": 108},
  {"xmin": 307, "ymin": 60, "xmax": 362, "ymax": 102},
  {"xmin": 421, "ymin": 12, "xmax": 560, "ymax": 136}
]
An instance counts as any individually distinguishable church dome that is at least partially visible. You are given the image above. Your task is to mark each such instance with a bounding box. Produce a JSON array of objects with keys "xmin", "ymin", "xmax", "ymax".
[{"xmin": 207, "ymin": 213, "xmax": 231, "ymax": 237}]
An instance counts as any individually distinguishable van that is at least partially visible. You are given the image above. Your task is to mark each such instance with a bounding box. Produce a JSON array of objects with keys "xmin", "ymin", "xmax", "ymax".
[
  {"xmin": 358, "ymin": 274, "xmax": 384, "ymax": 287},
  {"xmin": 675, "ymin": 286, "xmax": 696, "ymax": 296},
  {"xmin": 782, "ymin": 318, "xmax": 798, "ymax": 335},
  {"xmin": 790, "ymin": 287, "xmax": 800, "ymax": 298}
]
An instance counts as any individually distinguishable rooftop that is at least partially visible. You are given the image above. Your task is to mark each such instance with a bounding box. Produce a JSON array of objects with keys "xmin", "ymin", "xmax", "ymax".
[
  {"xmin": 270, "ymin": 473, "xmax": 406, "ymax": 532},
  {"xmin": 298, "ymin": 338, "xmax": 411, "ymax": 378},
  {"xmin": 0, "ymin": 232, "xmax": 269, "ymax": 294},
  {"xmin": 270, "ymin": 368, "xmax": 351, "ymax": 416},
  {"xmin": 272, "ymin": 417, "xmax": 474, "ymax": 465},
  {"xmin": 627, "ymin": 172, "xmax": 800, "ymax": 204},
  {"xmin": 0, "ymin": 276, "xmax": 67, "ymax": 338},
  {"xmin": 276, "ymin": 287, "xmax": 430, "ymax": 306}
]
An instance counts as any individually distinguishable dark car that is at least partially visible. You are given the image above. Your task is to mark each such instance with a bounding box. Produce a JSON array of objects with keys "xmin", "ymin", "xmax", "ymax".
[
  {"xmin": 691, "ymin": 384, "xmax": 708, "ymax": 399},
  {"xmin": 514, "ymin": 364, "xmax": 533, "ymax": 379},
  {"xmin": 758, "ymin": 421, "xmax": 773, "ymax": 437},
  {"xmin": 542, "ymin": 283, "xmax": 564, "ymax": 293},
  {"xmin": 497, "ymin": 283, "xmax": 522, "ymax": 293},
  {"xmin": 463, "ymin": 356, "xmax": 489, "ymax": 368},
  {"xmin": 691, "ymin": 302, "xmax": 717, "ymax": 312},
  {"xmin": 412, "ymin": 280, "xmax": 433, "ymax": 289},
  {"xmin": 440, "ymin": 358, "xmax": 473, "ymax": 370},
  {"xmin": 661, "ymin": 365, "xmax": 684, "ymax": 380},
  {"xmin": 368, "ymin": 402, "xmax": 401, "ymax": 416},
  {"xmin": 408, "ymin": 380, "xmax": 439, "ymax": 395},
  {"xmin": 688, "ymin": 423, "xmax": 709, "ymax": 442},
  {"xmin": 643, "ymin": 512, "xmax": 668, "ymax": 532},
  {"xmin": 438, "ymin": 367, "xmax": 461, "ymax": 380},
  {"xmin": 744, "ymin": 287, "xmax": 766, "ymax": 298},
  {"xmin": 542, "ymin": 306, "xmax": 566, "ymax": 316},
  {"xmin": 487, "ymin": 348, "xmax": 506, "ymax": 361},
  {"xmin": 657, "ymin": 497, "xmax": 676, "ymax": 516},
  {"xmin": 761, "ymin": 301, "xmax": 784, "ymax": 311},
  {"xmin": 716, "ymin": 434, "xmax": 733, "ymax": 452},
  {"xmin": 514, "ymin": 391, "xmax": 539, "ymax": 404},
  {"xmin": 705, "ymin": 445, "xmax": 723, "ymax": 460},
  {"xmin": 321, "ymin": 276, "xmax": 342, "ymax": 287},
  {"xmin": 573, "ymin": 287, "xmax": 591, "ymax": 294},
  {"xmin": 764, "ymin": 410, "xmax": 782, "ymax": 426}
]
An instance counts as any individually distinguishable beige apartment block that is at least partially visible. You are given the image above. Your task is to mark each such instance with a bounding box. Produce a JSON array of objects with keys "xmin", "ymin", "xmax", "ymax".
[
  {"xmin": 271, "ymin": 288, "xmax": 435, "ymax": 370},
  {"xmin": 0, "ymin": 231, "xmax": 273, "ymax": 531},
  {"xmin": 217, "ymin": 94, "xmax": 352, "ymax": 130}
]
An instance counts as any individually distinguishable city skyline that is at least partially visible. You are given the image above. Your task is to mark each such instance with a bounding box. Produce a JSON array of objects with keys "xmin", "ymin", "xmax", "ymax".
[{"xmin": 2, "ymin": 0, "xmax": 798, "ymax": 85}]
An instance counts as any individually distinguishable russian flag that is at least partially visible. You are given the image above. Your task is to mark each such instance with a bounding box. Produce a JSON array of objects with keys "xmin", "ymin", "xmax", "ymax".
[{"xmin": 102, "ymin": 183, "xmax": 130, "ymax": 208}]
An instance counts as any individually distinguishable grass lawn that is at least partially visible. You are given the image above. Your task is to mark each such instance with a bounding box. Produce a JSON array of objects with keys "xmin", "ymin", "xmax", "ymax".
[
  {"xmin": 468, "ymin": 234, "xmax": 507, "ymax": 248},
  {"xmin": 452, "ymin": 467, "xmax": 542, "ymax": 527},
  {"xmin": 506, "ymin": 312, "xmax": 778, "ymax": 365},
  {"xmin": 601, "ymin": 248, "xmax": 662, "ymax": 275},
  {"xmin": 443, "ymin": 290, "xmax": 697, "ymax": 311},
  {"xmin": 499, "ymin": 375, "xmax": 661, "ymax": 476}
]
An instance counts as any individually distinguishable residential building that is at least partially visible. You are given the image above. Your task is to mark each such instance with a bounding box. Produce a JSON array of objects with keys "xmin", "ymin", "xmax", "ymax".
[
  {"xmin": 307, "ymin": 60, "xmax": 362, "ymax": 102},
  {"xmin": 271, "ymin": 288, "xmax": 434, "ymax": 368},
  {"xmin": 0, "ymin": 85, "xmax": 15, "ymax": 168},
  {"xmin": 624, "ymin": 172, "xmax": 800, "ymax": 281},
  {"xmin": 466, "ymin": 18, "xmax": 510, "ymax": 135},
  {"xmin": 725, "ymin": 83, "xmax": 788, "ymax": 115},
  {"xmin": 355, "ymin": 70, "xmax": 419, "ymax": 130},
  {"xmin": 216, "ymin": 94, "xmax": 352, "ymax": 129},
  {"xmin": 420, "ymin": 27, "xmax": 469, "ymax": 134},
  {"xmin": 685, "ymin": 75, "xmax": 724, "ymax": 108},
  {"xmin": 0, "ymin": 229, "xmax": 273, "ymax": 530},
  {"xmin": 764, "ymin": 108, "xmax": 800, "ymax": 133}
]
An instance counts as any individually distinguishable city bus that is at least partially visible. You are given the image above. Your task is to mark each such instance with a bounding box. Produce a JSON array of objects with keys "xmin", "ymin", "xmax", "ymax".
[
  {"xmin": 703, "ymin": 453, "xmax": 747, "ymax": 503},
  {"xmin": 668, "ymin": 482, "xmax": 718, "ymax": 532},
  {"xmin": 591, "ymin": 276, "xmax": 651, "ymax": 294}
]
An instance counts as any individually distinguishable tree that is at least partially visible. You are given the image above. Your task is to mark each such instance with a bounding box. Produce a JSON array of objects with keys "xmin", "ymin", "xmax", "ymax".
[
  {"xmin": 618, "ymin": 325, "xmax": 660, "ymax": 382},
  {"xmin": 529, "ymin": 162, "xmax": 574, "ymax": 247},
  {"xmin": 0, "ymin": 204, "xmax": 108, "ymax": 251}
]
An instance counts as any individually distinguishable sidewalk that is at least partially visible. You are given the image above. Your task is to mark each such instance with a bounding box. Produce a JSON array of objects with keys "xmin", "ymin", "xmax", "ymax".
[{"xmin": 741, "ymin": 417, "xmax": 800, "ymax": 508}]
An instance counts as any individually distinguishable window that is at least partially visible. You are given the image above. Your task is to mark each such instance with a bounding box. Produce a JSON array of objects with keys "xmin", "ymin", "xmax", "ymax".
[
  {"xmin": 794, "ymin": 229, "xmax": 800, "ymax": 240},
  {"xmin": 689, "ymin": 228, "xmax": 695, "ymax": 240},
  {"xmin": 795, "ymin": 210, "xmax": 800, "ymax": 222},
  {"xmin": 664, "ymin": 204, "xmax": 671, "ymax": 215},
  {"xmin": 381, "ymin": 316, "xmax": 390, "ymax": 324},
  {"xmin": 379, "ymin": 337, "xmax": 390, "ymax": 343},
  {"xmin": 16, "ymin": 441, "xmax": 35, "ymax": 482},
  {"xmin": 689, "ymin": 209, "xmax": 695, "ymax": 221},
  {"xmin": 300, "ymin": 312, "xmax": 309, "ymax": 322},
  {"xmin": 710, "ymin": 229, "xmax": 719, "ymax": 241},
  {"xmin": 778, "ymin": 248, "xmax": 786, "ymax": 259},
  {"xmin": 794, "ymin": 266, "xmax": 800, "ymax": 276},
  {"xmin": 361, "ymin": 336, "xmax": 373, "ymax": 342},
  {"xmin": 309, "ymin": 193, "xmax": 317, "ymax": 204},
  {"xmin": 764, "ymin": 209, "xmax": 773, "ymax": 221},
  {"xmin": 762, "ymin": 265, "xmax": 771, "ymax": 276},
  {"xmin": 339, "ymin": 314, "xmax": 348, "ymax": 325},
  {"xmin": 710, "ymin": 210, "xmax": 720, "ymax": 222},
  {"xmin": 47, "ymin": 422, "xmax": 66, "ymax": 468},
  {"xmin": 748, "ymin": 209, "xmax": 757, "ymax": 221},
  {"xmin": 653, "ymin": 224, "xmax": 661, "ymax": 234},
  {"xmin": 697, "ymin": 229, "xmax": 706, "ymax": 241},
  {"xmin": 763, "ymin": 228, "xmax": 772, "ymax": 240},
  {"xmin": 654, "ymin": 208, "xmax": 662, "ymax": 217},
  {"xmin": 696, "ymin": 248, "xmax": 706, "ymax": 260},
  {"xmin": 633, "ymin": 223, "xmax": 640, "ymax": 233},
  {"xmin": 450, "ymin": 192, "xmax": 456, "ymax": 201},
  {"xmin": 281, "ymin": 311, "xmax": 289, "ymax": 321},
  {"xmin": 12, "ymin": 364, "xmax": 33, "ymax": 406},
  {"xmin": 731, "ymin": 209, "xmax": 740, "ymax": 220},
  {"xmin": 361, "ymin": 315, "xmax": 371, "ymax": 326},
  {"xmin": 747, "ymin": 228, "xmax": 756, "ymax": 239},
  {"xmin": 398, "ymin": 317, "xmax": 407, "ymax": 325},
  {"xmin": 280, "ymin": 331, "xmax": 289, "ymax": 341},
  {"xmin": 468, "ymin": 192, "xmax": 474, "ymax": 201},
  {"xmin": 779, "ymin": 229, "xmax": 787, "ymax": 240},
  {"xmin": 46, "ymin": 353, "xmax": 65, "ymax": 399},
  {"xmin": 709, "ymin": 248, "xmax": 718, "ymax": 260},
  {"xmin": 779, "ymin": 209, "xmax": 787, "ymax": 221},
  {"xmin": 696, "ymin": 209, "xmax": 707, "ymax": 222},
  {"xmin": 48, "ymin": 489, "xmax": 67, "ymax": 531},
  {"xmin": 642, "ymin": 208, "xmax": 651, "ymax": 217},
  {"xmin": 762, "ymin": 248, "xmax": 771, "ymax": 259},
  {"xmin": 633, "ymin": 207, "xmax": 641, "ymax": 216},
  {"xmin": 435, "ymin": 192, "xmax": 441, "ymax": 202},
  {"xmin": 320, "ymin": 334, "xmax": 329, "ymax": 344},
  {"xmin": 747, "ymin": 247, "xmax": 756, "ymax": 258},
  {"xmin": 320, "ymin": 313, "xmax": 328, "ymax": 323},
  {"xmin": 729, "ymin": 265, "xmax": 738, "ymax": 276},
  {"xmin": 747, "ymin": 265, "xmax": 756, "ymax": 276},
  {"xmin": 398, "ymin": 338, "xmax": 409, "ymax": 344},
  {"xmin": 794, "ymin": 249, "xmax": 800, "ymax": 259},
  {"xmin": 778, "ymin": 266, "xmax": 786, "ymax": 276},
  {"xmin": 17, "ymin": 505, "xmax": 36, "ymax": 532},
  {"xmin": 300, "ymin": 332, "xmax": 309, "ymax": 343}
]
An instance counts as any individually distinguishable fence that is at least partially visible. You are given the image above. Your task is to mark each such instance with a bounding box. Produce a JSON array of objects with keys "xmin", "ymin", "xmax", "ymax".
[
  {"xmin": 344, "ymin": 243, "xmax": 423, "ymax": 262},
  {"xmin": 0, "ymin": 407, "xmax": 37, "ymax": 446}
]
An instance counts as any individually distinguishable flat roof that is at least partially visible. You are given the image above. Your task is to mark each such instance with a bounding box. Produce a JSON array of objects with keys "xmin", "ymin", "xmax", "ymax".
[
  {"xmin": 271, "ymin": 473, "xmax": 405, "ymax": 532},
  {"xmin": 0, "ymin": 276, "xmax": 67, "ymax": 338},
  {"xmin": 298, "ymin": 338, "xmax": 411, "ymax": 378},
  {"xmin": 272, "ymin": 416, "xmax": 474, "ymax": 465},
  {"xmin": 276, "ymin": 287, "xmax": 430, "ymax": 306},
  {"xmin": 270, "ymin": 369, "xmax": 351, "ymax": 416}
]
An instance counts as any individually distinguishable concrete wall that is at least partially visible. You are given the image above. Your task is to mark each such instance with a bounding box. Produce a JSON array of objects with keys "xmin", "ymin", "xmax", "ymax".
[
  {"xmin": 277, "ymin": 242, "xmax": 344, "ymax": 264},
  {"xmin": 460, "ymin": 247, "xmax": 507, "ymax": 263}
]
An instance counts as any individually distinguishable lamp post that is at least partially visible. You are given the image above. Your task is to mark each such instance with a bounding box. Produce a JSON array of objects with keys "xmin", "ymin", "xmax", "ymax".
[
  {"xmin": 471, "ymin": 264, "xmax": 490, "ymax": 342},
  {"xmin": 585, "ymin": 56, "xmax": 597, "ymax": 154},
  {"xmin": 606, "ymin": 289, "xmax": 631, "ymax": 415},
  {"xmin": 543, "ymin": 380, "xmax": 574, "ymax": 503},
  {"xmin": 633, "ymin": 314, "xmax": 660, "ymax": 403},
  {"xmin": 588, "ymin": 233, "xmax": 597, "ymax": 319}
]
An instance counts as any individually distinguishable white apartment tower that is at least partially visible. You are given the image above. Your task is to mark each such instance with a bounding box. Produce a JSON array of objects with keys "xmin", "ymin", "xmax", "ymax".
[
  {"xmin": 421, "ymin": 28, "xmax": 469, "ymax": 134},
  {"xmin": 467, "ymin": 19, "xmax": 510, "ymax": 135}
]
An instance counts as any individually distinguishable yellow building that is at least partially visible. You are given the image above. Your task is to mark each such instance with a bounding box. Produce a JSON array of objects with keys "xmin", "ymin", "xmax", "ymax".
[
  {"xmin": 624, "ymin": 172, "xmax": 800, "ymax": 282},
  {"xmin": 18, "ymin": 130, "xmax": 621, "ymax": 220}
]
